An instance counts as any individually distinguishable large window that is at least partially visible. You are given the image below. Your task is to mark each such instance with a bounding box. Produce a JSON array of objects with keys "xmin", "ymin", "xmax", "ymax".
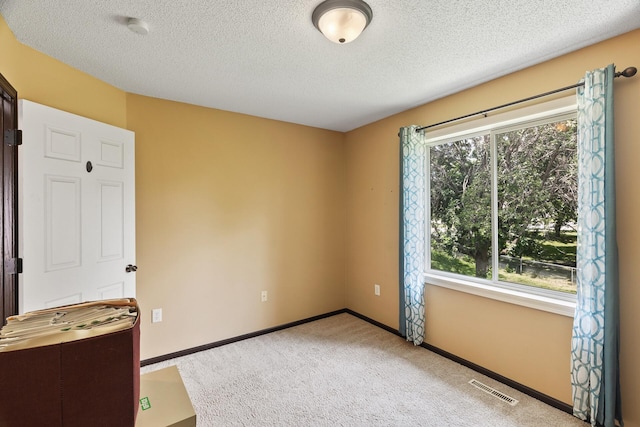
[{"xmin": 426, "ymin": 100, "xmax": 577, "ymax": 303}]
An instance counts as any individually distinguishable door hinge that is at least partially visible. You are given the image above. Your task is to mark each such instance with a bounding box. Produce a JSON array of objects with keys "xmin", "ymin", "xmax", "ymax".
[
  {"xmin": 5, "ymin": 258, "xmax": 23, "ymax": 274},
  {"xmin": 4, "ymin": 129, "xmax": 22, "ymax": 146}
]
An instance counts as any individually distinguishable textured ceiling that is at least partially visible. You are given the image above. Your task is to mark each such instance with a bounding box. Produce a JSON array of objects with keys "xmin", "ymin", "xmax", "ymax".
[{"xmin": 1, "ymin": 0, "xmax": 639, "ymax": 132}]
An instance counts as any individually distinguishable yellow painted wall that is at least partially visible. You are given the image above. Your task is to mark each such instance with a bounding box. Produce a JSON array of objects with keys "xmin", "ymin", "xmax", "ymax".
[
  {"xmin": 1, "ymin": 14, "xmax": 347, "ymax": 361},
  {"xmin": 346, "ymin": 28, "xmax": 640, "ymax": 425},
  {"xmin": 127, "ymin": 94, "xmax": 346, "ymax": 359},
  {"xmin": 0, "ymin": 16, "xmax": 126, "ymax": 128}
]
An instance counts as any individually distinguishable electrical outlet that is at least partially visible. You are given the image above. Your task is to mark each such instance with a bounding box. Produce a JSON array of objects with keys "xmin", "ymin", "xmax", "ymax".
[
  {"xmin": 374, "ymin": 284, "xmax": 381, "ymax": 296},
  {"xmin": 261, "ymin": 290, "xmax": 268, "ymax": 302},
  {"xmin": 152, "ymin": 308, "xmax": 162, "ymax": 323}
]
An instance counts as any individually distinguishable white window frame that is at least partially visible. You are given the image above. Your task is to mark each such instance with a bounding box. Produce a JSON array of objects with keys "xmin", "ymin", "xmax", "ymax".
[{"xmin": 423, "ymin": 96, "xmax": 577, "ymax": 317}]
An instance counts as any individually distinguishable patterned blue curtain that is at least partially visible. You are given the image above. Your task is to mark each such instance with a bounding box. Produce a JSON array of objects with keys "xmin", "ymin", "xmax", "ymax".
[
  {"xmin": 570, "ymin": 64, "xmax": 623, "ymax": 427},
  {"xmin": 399, "ymin": 126, "xmax": 426, "ymax": 345}
]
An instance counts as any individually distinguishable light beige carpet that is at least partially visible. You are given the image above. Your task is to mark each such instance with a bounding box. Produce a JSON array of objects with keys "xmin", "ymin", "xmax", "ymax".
[{"xmin": 142, "ymin": 313, "xmax": 587, "ymax": 426}]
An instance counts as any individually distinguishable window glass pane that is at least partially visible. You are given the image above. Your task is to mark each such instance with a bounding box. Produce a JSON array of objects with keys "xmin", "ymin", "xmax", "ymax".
[
  {"xmin": 496, "ymin": 119, "xmax": 577, "ymax": 293},
  {"xmin": 430, "ymin": 135, "xmax": 492, "ymax": 280}
]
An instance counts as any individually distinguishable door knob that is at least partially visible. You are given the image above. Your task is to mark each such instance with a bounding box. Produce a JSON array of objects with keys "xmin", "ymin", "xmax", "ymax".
[{"xmin": 125, "ymin": 264, "xmax": 138, "ymax": 273}]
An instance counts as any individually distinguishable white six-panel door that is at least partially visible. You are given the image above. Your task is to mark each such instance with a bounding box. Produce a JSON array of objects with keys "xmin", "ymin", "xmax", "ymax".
[{"xmin": 18, "ymin": 100, "xmax": 135, "ymax": 314}]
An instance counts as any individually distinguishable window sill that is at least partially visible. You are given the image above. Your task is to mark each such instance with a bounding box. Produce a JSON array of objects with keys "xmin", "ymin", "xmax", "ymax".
[{"xmin": 424, "ymin": 273, "xmax": 576, "ymax": 317}]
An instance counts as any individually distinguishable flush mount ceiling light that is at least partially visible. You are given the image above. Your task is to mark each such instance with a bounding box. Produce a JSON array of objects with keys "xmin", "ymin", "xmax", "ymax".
[{"xmin": 312, "ymin": 0, "xmax": 372, "ymax": 44}]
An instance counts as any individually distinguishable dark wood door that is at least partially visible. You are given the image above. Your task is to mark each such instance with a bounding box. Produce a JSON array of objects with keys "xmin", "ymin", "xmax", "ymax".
[{"xmin": 0, "ymin": 72, "xmax": 19, "ymax": 324}]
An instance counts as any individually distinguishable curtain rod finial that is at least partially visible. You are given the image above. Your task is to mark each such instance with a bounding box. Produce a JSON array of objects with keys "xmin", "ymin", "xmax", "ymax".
[{"xmin": 616, "ymin": 66, "xmax": 637, "ymax": 78}]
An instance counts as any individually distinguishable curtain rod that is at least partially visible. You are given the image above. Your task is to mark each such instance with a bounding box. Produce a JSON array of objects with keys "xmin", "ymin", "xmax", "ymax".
[{"xmin": 415, "ymin": 66, "xmax": 637, "ymax": 132}]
